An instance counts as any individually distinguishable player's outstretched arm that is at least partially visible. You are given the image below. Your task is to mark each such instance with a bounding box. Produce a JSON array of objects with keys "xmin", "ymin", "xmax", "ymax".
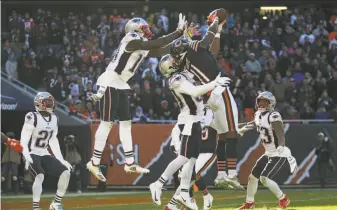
[
  {"xmin": 147, "ymin": 43, "xmax": 172, "ymax": 57},
  {"xmin": 172, "ymin": 75, "xmax": 217, "ymax": 98},
  {"xmin": 195, "ymin": 18, "xmax": 219, "ymax": 50},
  {"xmin": 209, "ymin": 20, "xmax": 225, "ymax": 57}
]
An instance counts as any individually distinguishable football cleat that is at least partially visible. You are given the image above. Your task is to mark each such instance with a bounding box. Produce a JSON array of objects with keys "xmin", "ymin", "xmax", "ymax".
[
  {"xmin": 124, "ymin": 163, "xmax": 150, "ymax": 174},
  {"xmin": 203, "ymin": 193, "xmax": 213, "ymax": 210},
  {"xmin": 277, "ymin": 194, "xmax": 290, "ymax": 209},
  {"xmin": 149, "ymin": 183, "xmax": 162, "ymax": 206},
  {"xmin": 237, "ymin": 202, "xmax": 255, "ymax": 209},
  {"xmin": 86, "ymin": 161, "xmax": 106, "ymax": 182},
  {"xmin": 176, "ymin": 192, "xmax": 198, "ymax": 210},
  {"xmin": 49, "ymin": 202, "xmax": 63, "ymax": 210}
]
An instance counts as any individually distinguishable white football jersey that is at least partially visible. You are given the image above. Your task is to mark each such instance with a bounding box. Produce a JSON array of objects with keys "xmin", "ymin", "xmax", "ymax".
[
  {"xmin": 23, "ymin": 112, "xmax": 59, "ymax": 156},
  {"xmin": 96, "ymin": 32, "xmax": 149, "ymax": 89},
  {"xmin": 254, "ymin": 110, "xmax": 283, "ymax": 156},
  {"xmin": 168, "ymin": 72, "xmax": 204, "ymax": 124}
]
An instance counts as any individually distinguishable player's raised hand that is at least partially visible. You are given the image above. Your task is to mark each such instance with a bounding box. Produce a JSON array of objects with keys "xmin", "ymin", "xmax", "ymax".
[
  {"xmin": 23, "ymin": 155, "xmax": 33, "ymax": 170},
  {"xmin": 177, "ymin": 13, "xmax": 186, "ymax": 32},
  {"xmin": 214, "ymin": 73, "xmax": 231, "ymax": 87}
]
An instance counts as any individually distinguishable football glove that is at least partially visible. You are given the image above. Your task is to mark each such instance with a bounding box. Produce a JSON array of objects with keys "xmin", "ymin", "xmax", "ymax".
[{"xmin": 177, "ymin": 13, "xmax": 186, "ymax": 32}]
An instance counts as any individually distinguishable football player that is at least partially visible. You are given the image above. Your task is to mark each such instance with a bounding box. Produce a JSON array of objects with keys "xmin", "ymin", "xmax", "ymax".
[
  {"xmin": 149, "ymin": 54, "xmax": 231, "ymax": 210},
  {"xmin": 87, "ymin": 15, "xmax": 187, "ymax": 182},
  {"xmin": 1, "ymin": 132, "xmax": 23, "ymax": 153},
  {"xmin": 169, "ymin": 12, "xmax": 243, "ymax": 190},
  {"xmin": 237, "ymin": 91, "xmax": 297, "ymax": 209},
  {"xmin": 20, "ymin": 92, "xmax": 72, "ymax": 210}
]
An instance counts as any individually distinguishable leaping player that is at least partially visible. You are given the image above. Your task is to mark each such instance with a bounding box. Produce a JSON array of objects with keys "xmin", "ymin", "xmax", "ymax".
[
  {"xmin": 87, "ymin": 14, "xmax": 187, "ymax": 182},
  {"xmin": 237, "ymin": 91, "xmax": 297, "ymax": 209}
]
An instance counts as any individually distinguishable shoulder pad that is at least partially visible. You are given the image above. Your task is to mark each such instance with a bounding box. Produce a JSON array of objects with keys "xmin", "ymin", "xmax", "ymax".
[
  {"xmin": 123, "ymin": 32, "xmax": 141, "ymax": 43},
  {"xmin": 269, "ymin": 111, "xmax": 282, "ymax": 123},
  {"xmin": 169, "ymin": 73, "xmax": 187, "ymax": 89},
  {"xmin": 25, "ymin": 112, "xmax": 37, "ymax": 126}
]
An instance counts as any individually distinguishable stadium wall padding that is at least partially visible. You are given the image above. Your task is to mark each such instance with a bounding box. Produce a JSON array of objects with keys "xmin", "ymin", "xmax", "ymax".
[{"xmin": 89, "ymin": 123, "xmax": 337, "ymax": 186}]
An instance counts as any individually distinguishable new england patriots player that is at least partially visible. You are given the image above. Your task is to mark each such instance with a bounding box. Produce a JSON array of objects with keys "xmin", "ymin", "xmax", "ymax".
[
  {"xmin": 237, "ymin": 91, "xmax": 297, "ymax": 209},
  {"xmin": 87, "ymin": 15, "xmax": 187, "ymax": 182},
  {"xmin": 20, "ymin": 92, "xmax": 72, "ymax": 210}
]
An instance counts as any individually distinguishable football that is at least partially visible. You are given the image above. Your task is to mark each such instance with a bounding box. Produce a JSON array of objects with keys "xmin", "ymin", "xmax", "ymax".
[{"xmin": 208, "ymin": 8, "xmax": 228, "ymax": 23}]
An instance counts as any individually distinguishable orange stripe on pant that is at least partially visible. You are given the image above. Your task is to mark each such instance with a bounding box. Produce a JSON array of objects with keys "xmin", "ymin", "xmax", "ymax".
[
  {"xmin": 196, "ymin": 154, "xmax": 217, "ymax": 179},
  {"xmin": 223, "ymin": 90, "xmax": 235, "ymax": 131}
]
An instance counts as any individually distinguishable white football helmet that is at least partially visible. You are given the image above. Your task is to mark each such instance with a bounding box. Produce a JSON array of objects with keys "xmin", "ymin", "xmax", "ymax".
[
  {"xmin": 159, "ymin": 54, "xmax": 180, "ymax": 78},
  {"xmin": 125, "ymin": 17, "xmax": 152, "ymax": 39},
  {"xmin": 34, "ymin": 92, "xmax": 55, "ymax": 113},
  {"xmin": 255, "ymin": 91, "xmax": 276, "ymax": 111}
]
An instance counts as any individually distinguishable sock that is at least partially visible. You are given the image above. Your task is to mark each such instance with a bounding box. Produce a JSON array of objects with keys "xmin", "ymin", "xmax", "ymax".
[
  {"xmin": 168, "ymin": 197, "xmax": 179, "ymax": 208},
  {"xmin": 180, "ymin": 158, "xmax": 197, "ymax": 190},
  {"xmin": 54, "ymin": 170, "xmax": 70, "ymax": 203},
  {"xmin": 32, "ymin": 174, "xmax": 44, "ymax": 205},
  {"xmin": 33, "ymin": 202, "xmax": 39, "ymax": 209},
  {"xmin": 119, "ymin": 121, "xmax": 134, "ymax": 165},
  {"xmin": 156, "ymin": 155, "xmax": 188, "ymax": 188},
  {"xmin": 92, "ymin": 121, "xmax": 113, "ymax": 165},
  {"xmin": 260, "ymin": 176, "xmax": 284, "ymax": 200},
  {"xmin": 189, "ymin": 185, "xmax": 194, "ymax": 197},
  {"xmin": 226, "ymin": 139, "xmax": 238, "ymax": 177},
  {"xmin": 195, "ymin": 177, "xmax": 207, "ymax": 192},
  {"xmin": 216, "ymin": 140, "xmax": 227, "ymax": 173},
  {"xmin": 246, "ymin": 174, "xmax": 258, "ymax": 203}
]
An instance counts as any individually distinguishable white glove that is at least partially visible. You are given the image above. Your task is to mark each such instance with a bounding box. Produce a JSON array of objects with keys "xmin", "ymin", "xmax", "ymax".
[
  {"xmin": 61, "ymin": 160, "xmax": 73, "ymax": 171},
  {"xmin": 213, "ymin": 73, "xmax": 231, "ymax": 87},
  {"xmin": 23, "ymin": 155, "xmax": 33, "ymax": 170},
  {"xmin": 177, "ymin": 13, "xmax": 186, "ymax": 31},
  {"xmin": 238, "ymin": 124, "xmax": 255, "ymax": 136},
  {"xmin": 277, "ymin": 146, "xmax": 285, "ymax": 154}
]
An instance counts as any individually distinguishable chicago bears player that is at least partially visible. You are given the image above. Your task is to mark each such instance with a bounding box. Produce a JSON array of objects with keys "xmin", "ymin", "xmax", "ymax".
[
  {"xmin": 169, "ymin": 12, "xmax": 243, "ymax": 190},
  {"xmin": 87, "ymin": 15, "xmax": 187, "ymax": 182},
  {"xmin": 149, "ymin": 54, "xmax": 231, "ymax": 210},
  {"xmin": 20, "ymin": 92, "xmax": 72, "ymax": 210},
  {"xmin": 237, "ymin": 91, "xmax": 297, "ymax": 209}
]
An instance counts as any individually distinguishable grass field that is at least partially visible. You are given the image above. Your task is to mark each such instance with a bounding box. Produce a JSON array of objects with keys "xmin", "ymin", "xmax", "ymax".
[{"xmin": 2, "ymin": 189, "xmax": 337, "ymax": 210}]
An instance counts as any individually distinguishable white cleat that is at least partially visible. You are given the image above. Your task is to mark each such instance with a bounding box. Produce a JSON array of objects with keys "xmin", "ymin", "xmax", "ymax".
[
  {"xmin": 49, "ymin": 202, "xmax": 63, "ymax": 210},
  {"xmin": 214, "ymin": 175, "xmax": 232, "ymax": 189},
  {"xmin": 176, "ymin": 192, "xmax": 198, "ymax": 210},
  {"xmin": 203, "ymin": 193, "xmax": 213, "ymax": 210},
  {"xmin": 124, "ymin": 163, "xmax": 150, "ymax": 174},
  {"xmin": 225, "ymin": 175, "xmax": 245, "ymax": 191},
  {"xmin": 86, "ymin": 161, "xmax": 106, "ymax": 182},
  {"xmin": 149, "ymin": 183, "xmax": 162, "ymax": 206}
]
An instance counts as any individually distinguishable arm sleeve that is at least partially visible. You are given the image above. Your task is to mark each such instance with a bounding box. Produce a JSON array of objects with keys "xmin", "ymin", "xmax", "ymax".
[
  {"xmin": 48, "ymin": 127, "xmax": 65, "ymax": 161},
  {"xmin": 170, "ymin": 75, "xmax": 216, "ymax": 97},
  {"xmin": 190, "ymin": 20, "xmax": 218, "ymax": 50},
  {"xmin": 209, "ymin": 34, "xmax": 221, "ymax": 57},
  {"xmin": 21, "ymin": 113, "xmax": 36, "ymax": 157},
  {"xmin": 126, "ymin": 30, "xmax": 182, "ymax": 51},
  {"xmin": 270, "ymin": 112, "xmax": 285, "ymax": 146},
  {"xmin": 147, "ymin": 43, "xmax": 172, "ymax": 57}
]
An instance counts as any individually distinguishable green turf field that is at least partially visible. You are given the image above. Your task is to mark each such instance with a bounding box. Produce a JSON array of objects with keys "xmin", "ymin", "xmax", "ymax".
[{"xmin": 2, "ymin": 189, "xmax": 337, "ymax": 210}]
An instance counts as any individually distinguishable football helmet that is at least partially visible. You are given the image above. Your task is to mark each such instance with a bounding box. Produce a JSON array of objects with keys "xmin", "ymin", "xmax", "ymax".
[
  {"xmin": 125, "ymin": 17, "xmax": 152, "ymax": 39},
  {"xmin": 255, "ymin": 91, "xmax": 276, "ymax": 111},
  {"xmin": 169, "ymin": 38, "xmax": 190, "ymax": 68},
  {"xmin": 159, "ymin": 54, "xmax": 180, "ymax": 78},
  {"xmin": 34, "ymin": 92, "xmax": 55, "ymax": 113}
]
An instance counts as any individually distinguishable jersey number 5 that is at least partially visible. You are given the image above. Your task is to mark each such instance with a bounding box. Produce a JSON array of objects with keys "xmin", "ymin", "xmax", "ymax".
[
  {"xmin": 35, "ymin": 130, "xmax": 54, "ymax": 148},
  {"xmin": 257, "ymin": 126, "xmax": 272, "ymax": 144}
]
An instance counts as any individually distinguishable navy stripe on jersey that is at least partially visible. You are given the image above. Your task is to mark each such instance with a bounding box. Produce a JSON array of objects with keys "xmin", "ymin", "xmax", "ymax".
[
  {"xmin": 171, "ymin": 90, "xmax": 184, "ymax": 108},
  {"xmin": 181, "ymin": 93, "xmax": 197, "ymax": 115},
  {"xmin": 32, "ymin": 112, "xmax": 37, "ymax": 127},
  {"xmin": 273, "ymin": 130, "xmax": 279, "ymax": 148},
  {"xmin": 115, "ymin": 51, "xmax": 132, "ymax": 74},
  {"xmin": 130, "ymin": 55, "xmax": 144, "ymax": 73}
]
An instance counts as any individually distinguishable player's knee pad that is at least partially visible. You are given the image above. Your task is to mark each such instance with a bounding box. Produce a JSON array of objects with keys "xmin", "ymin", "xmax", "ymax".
[
  {"xmin": 249, "ymin": 174, "xmax": 258, "ymax": 182},
  {"xmin": 12, "ymin": 176, "xmax": 18, "ymax": 181},
  {"xmin": 259, "ymin": 176, "xmax": 268, "ymax": 185},
  {"xmin": 61, "ymin": 170, "xmax": 71, "ymax": 179},
  {"xmin": 35, "ymin": 174, "xmax": 44, "ymax": 183},
  {"xmin": 1, "ymin": 176, "xmax": 5, "ymax": 182}
]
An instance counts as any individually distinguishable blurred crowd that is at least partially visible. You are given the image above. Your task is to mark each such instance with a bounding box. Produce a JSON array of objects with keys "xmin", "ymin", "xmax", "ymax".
[{"xmin": 2, "ymin": 6, "xmax": 337, "ymax": 122}]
